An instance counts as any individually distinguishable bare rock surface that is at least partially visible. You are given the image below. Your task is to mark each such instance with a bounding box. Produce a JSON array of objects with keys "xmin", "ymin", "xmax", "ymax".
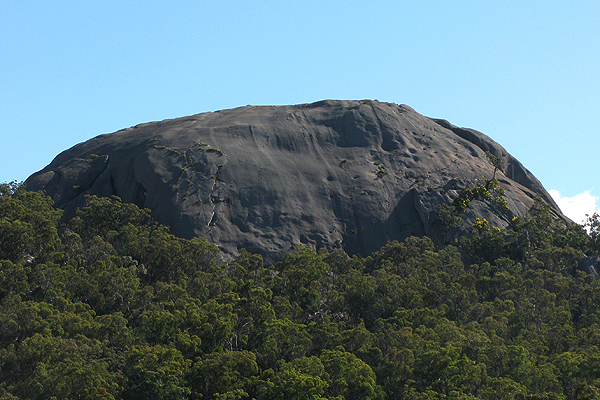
[{"xmin": 25, "ymin": 100, "xmax": 564, "ymax": 263}]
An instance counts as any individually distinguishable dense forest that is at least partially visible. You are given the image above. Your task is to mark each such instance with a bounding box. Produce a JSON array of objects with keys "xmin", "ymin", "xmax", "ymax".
[{"xmin": 2, "ymin": 180, "xmax": 600, "ymax": 399}]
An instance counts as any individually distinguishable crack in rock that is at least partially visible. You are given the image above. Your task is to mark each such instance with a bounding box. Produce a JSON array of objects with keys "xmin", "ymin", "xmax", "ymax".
[{"xmin": 207, "ymin": 166, "xmax": 223, "ymax": 228}]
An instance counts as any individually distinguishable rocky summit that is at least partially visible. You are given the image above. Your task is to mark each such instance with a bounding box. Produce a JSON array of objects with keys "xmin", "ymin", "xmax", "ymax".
[{"xmin": 25, "ymin": 100, "xmax": 564, "ymax": 263}]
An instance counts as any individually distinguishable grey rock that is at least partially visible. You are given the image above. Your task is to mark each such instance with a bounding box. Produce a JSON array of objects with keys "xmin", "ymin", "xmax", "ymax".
[
  {"xmin": 577, "ymin": 256, "xmax": 600, "ymax": 276},
  {"xmin": 25, "ymin": 100, "xmax": 565, "ymax": 263}
]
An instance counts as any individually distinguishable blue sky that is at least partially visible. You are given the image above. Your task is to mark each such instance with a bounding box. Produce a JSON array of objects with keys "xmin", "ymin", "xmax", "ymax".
[{"xmin": 2, "ymin": 1, "xmax": 599, "ymax": 223}]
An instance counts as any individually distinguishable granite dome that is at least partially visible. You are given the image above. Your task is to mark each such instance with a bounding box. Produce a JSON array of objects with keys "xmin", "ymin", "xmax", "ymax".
[{"xmin": 25, "ymin": 100, "xmax": 564, "ymax": 262}]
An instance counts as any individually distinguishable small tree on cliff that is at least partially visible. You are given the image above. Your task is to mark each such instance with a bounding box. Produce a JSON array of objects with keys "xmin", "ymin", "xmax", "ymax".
[{"xmin": 485, "ymin": 151, "xmax": 505, "ymax": 181}]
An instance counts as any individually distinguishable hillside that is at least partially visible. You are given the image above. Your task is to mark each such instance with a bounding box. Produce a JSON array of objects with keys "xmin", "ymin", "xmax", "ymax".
[
  {"xmin": 0, "ymin": 182, "xmax": 599, "ymax": 399},
  {"xmin": 24, "ymin": 100, "xmax": 565, "ymax": 263}
]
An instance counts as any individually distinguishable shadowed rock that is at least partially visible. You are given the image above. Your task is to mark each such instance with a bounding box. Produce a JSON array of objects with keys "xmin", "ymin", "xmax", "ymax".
[
  {"xmin": 25, "ymin": 100, "xmax": 565, "ymax": 263},
  {"xmin": 577, "ymin": 256, "xmax": 600, "ymax": 276}
]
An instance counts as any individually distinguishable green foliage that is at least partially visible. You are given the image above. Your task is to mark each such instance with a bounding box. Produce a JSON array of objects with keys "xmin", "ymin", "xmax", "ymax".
[
  {"xmin": 451, "ymin": 180, "xmax": 509, "ymax": 215},
  {"xmin": 1, "ymin": 182, "xmax": 600, "ymax": 398},
  {"xmin": 122, "ymin": 344, "xmax": 191, "ymax": 400},
  {"xmin": 190, "ymin": 350, "xmax": 259, "ymax": 399},
  {"xmin": 437, "ymin": 177, "xmax": 510, "ymax": 246},
  {"xmin": 485, "ymin": 151, "xmax": 505, "ymax": 180},
  {"xmin": 321, "ymin": 349, "xmax": 384, "ymax": 399},
  {"xmin": 374, "ymin": 163, "xmax": 388, "ymax": 179},
  {"xmin": 585, "ymin": 212, "xmax": 600, "ymax": 255},
  {"xmin": 0, "ymin": 181, "xmax": 62, "ymax": 262},
  {"xmin": 70, "ymin": 195, "xmax": 150, "ymax": 240}
]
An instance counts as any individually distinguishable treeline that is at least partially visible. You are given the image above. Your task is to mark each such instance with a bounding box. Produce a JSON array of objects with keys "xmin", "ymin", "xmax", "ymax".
[{"xmin": 1, "ymin": 181, "xmax": 600, "ymax": 399}]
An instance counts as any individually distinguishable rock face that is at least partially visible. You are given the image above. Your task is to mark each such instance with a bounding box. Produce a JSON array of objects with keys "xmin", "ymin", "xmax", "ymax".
[
  {"xmin": 26, "ymin": 100, "xmax": 564, "ymax": 263},
  {"xmin": 578, "ymin": 256, "xmax": 600, "ymax": 277}
]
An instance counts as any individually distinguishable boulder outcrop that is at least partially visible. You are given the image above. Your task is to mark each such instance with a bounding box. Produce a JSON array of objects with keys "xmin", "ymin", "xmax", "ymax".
[{"xmin": 25, "ymin": 100, "xmax": 565, "ymax": 263}]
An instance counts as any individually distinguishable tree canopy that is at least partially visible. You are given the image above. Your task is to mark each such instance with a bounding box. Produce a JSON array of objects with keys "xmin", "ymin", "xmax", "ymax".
[{"xmin": 1, "ymin": 182, "xmax": 600, "ymax": 399}]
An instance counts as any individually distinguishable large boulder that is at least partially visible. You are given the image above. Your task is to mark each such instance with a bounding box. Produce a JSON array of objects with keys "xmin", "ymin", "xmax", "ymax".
[{"xmin": 25, "ymin": 100, "xmax": 565, "ymax": 263}]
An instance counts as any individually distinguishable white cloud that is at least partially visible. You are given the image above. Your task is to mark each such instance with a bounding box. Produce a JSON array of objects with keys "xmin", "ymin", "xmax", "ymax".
[{"xmin": 549, "ymin": 189, "xmax": 600, "ymax": 225}]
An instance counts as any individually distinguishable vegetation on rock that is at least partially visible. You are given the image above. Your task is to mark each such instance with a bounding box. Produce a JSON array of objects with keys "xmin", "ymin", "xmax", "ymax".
[{"xmin": 1, "ymin": 181, "xmax": 600, "ymax": 399}]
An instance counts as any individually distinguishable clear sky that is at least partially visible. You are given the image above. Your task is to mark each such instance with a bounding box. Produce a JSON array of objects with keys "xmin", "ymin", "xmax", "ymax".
[{"xmin": 2, "ymin": 1, "xmax": 599, "ymax": 223}]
